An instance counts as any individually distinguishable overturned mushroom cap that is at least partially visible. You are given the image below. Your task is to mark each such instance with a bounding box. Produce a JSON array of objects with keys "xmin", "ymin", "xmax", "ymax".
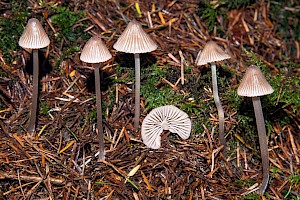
[
  {"xmin": 113, "ymin": 19, "xmax": 157, "ymax": 54},
  {"xmin": 238, "ymin": 65, "xmax": 274, "ymax": 97},
  {"xmin": 19, "ymin": 18, "xmax": 50, "ymax": 49},
  {"xmin": 141, "ymin": 105, "xmax": 191, "ymax": 149},
  {"xmin": 80, "ymin": 36, "xmax": 112, "ymax": 63},
  {"xmin": 195, "ymin": 41, "xmax": 230, "ymax": 66}
]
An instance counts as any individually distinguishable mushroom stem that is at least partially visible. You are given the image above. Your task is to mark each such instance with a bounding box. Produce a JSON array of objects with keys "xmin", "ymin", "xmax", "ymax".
[
  {"xmin": 134, "ymin": 53, "xmax": 141, "ymax": 129},
  {"xmin": 252, "ymin": 96, "xmax": 269, "ymax": 194},
  {"xmin": 94, "ymin": 64, "xmax": 105, "ymax": 161},
  {"xmin": 211, "ymin": 63, "xmax": 226, "ymax": 154},
  {"xmin": 27, "ymin": 49, "xmax": 39, "ymax": 135}
]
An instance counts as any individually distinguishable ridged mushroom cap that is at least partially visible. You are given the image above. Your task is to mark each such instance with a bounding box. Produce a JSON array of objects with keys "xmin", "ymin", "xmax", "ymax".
[
  {"xmin": 19, "ymin": 18, "xmax": 50, "ymax": 49},
  {"xmin": 113, "ymin": 19, "xmax": 158, "ymax": 54},
  {"xmin": 237, "ymin": 65, "xmax": 274, "ymax": 97},
  {"xmin": 80, "ymin": 36, "xmax": 112, "ymax": 63},
  {"xmin": 195, "ymin": 41, "xmax": 230, "ymax": 66},
  {"xmin": 141, "ymin": 105, "xmax": 191, "ymax": 149}
]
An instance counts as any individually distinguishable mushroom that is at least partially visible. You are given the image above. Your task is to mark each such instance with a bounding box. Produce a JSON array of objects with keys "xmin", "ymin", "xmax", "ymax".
[
  {"xmin": 80, "ymin": 35, "xmax": 112, "ymax": 161},
  {"xmin": 237, "ymin": 65, "xmax": 274, "ymax": 195},
  {"xmin": 19, "ymin": 18, "xmax": 50, "ymax": 135},
  {"xmin": 195, "ymin": 41, "xmax": 230, "ymax": 153},
  {"xmin": 113, "ymin": 19, "xmax": 157, "ymax": 129},
  {"xmin": 141, "ymin": 105, "xmax": 191, "ymax": 149}
]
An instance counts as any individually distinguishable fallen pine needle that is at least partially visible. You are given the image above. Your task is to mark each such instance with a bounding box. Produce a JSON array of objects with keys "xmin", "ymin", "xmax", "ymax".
[
  {"xmin": 59, "ymin": 140, "xmax": 75, "ymax": 154},
  {"xmin": 141, "ymin": 171, "xmax": 153, "ymax": 191},
  {"xmin": 13, "ymin": 134, "xmax": 24, "ymax": 147}
]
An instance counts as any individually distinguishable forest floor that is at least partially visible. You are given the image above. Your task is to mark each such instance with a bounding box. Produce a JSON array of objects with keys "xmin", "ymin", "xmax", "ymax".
[{"xmin": 0, "ymin": 0, "xmax": 300, "ymax": 199}]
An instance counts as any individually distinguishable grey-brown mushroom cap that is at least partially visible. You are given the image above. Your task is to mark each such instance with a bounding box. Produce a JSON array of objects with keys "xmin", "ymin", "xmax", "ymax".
[
  {"xmin": 113, "ymin": 19, "xmax": 158, "ymax": 54},
  {"xmin": 237, "ymin": 65, "xmax": 274, "ymax": 97},
  {"xmin": 195, "ymin": 41, "xmax": 230, "ymax": 66},
  {"xmin": 141, "ymin": 105, "xmax": 191, "ymax": 149},
  {"xmin": 19, "ymin": 18, "xmax": 50, "ymax": 49},
  {"xmin": 80, "ymin": 36, "xmax": 112, "ymax": 63}
]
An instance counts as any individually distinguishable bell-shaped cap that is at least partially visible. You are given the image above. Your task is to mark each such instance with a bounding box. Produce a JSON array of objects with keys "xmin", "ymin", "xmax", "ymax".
[
  {"xmin": 113, "ymin": 19, "xmax": 158, "ymax": 54},
  {"xmin": 80, "ymin": 36, "xmax": 112, "ymax": 63},
  {"xmin": 19, "ymin": 18, "xmax": 50, "ymax": 49},
  {"xmin": 195, "ymin": 41, "xmax": 230, "ymax": 66},
  {"xmin": 141, "ymin": 105, "xmax": 191, "ymax": 149},
  {"xmin": 237, "ymin": 65, "xmax": 274, "ymax": 97}
]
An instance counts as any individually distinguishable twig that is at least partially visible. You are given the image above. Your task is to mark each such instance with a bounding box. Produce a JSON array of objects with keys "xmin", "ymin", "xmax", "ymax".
[
  {"xmin": 287, "ymin": 127, "xmax": 299, "ymax": 165},
  {"xmin": 0, "ymin": 173, "xmax": 65, "ymax": 184},
  {"xmin": 17, "ymin": 170, "xmax": 26, "ymax": 199},
  {"xmin": 179, "ymin": 50, "xmax": 185, "ymax": 85}
]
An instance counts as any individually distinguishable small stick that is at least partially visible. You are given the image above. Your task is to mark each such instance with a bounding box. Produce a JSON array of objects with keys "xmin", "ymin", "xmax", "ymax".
[
  {"xmin": 115, "ymin": 76, "xmax": 119, "ymax": 104},
  {"xmin": 179, "ymin": 50, "xmax": 184, "ymax": 85},
  {"xmin": 147, "ymin": 11, "xmax": 153, "ymax": 28},
  {"xmin": 158, "ymin": 11, "xmax": 166, "ymax": 24},
  {"xmin": 0, "ymin": 173, "xmax": 65, "ymax": 184},
  {"xmin": 167, "ymin": 53, "xmax": 180, "ymax": 63},
  {"xmin": 17, "ymin": 170, "xmax": 26, "ymax": 199},
  {"xmin": 244, "ymin": 148, "xmax": 248, "ymax": 170},
  {"xmin": 288, "ymin": 127, "xmax": 299, "ymax": 165},
  {"xmin": 237, "ymin": 142, "xmax": 240, "ymax": 168}
]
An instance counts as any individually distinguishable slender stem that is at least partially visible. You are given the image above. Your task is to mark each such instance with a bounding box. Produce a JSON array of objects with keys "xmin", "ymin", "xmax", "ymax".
[
  {"xmin": 252, "ymin": 96, "xmax": 269, "ymax": 195},
  {"xmin": 27, "ymin": 49, "xmax": 39, "ymax": 135},
  {"xmin": 95, "ymin": 65, "xmax": 105, "ymax": 161},
  {"xmin": 134, "ymin": 53, "xmax": 140, "ymax": 129},
  {"xmin": 211, "ymin": 63, "xmax": 226, "ymax": 154}
]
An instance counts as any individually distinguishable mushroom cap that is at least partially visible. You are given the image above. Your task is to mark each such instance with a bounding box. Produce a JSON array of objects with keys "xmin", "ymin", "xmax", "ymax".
[
  {"xmin": 141, "ymin": 105, "xmax": 191, "ymax": 149},
  {"xmin": 113, "ymin": 19, "xmax": 158, "ymax": 54},
  {"xmin": 195, "ymin": 41, "xmax": 230, "ymax": 66},
  {"xmin": 80, "ymin": 35, "xmax": 112, "ymax": 63},
  {"xmin": 237, "ymin": 65, "xmax": 274, "ymax": 97},
  {"xmin": 19, "ymin": 18, "xmax": 50, "ymax": 49}
]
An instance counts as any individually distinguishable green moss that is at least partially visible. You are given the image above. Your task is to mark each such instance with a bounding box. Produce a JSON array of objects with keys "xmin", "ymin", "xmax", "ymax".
[
  {"xmin": 102, "ymin": 85, "xmax": 116, "ymax": 118},
  {"xmin": 140, "ymin": 65, "xmax": 184, "ymax": 111},
  {"xmin": 49, "ymin": 4, "xmax": 90, "ymax": 67},
  {"xmin": 88, "ymin": 106, "xmax": 97, "ymax": 123},
  {"xmin": 197, "ymin": 1, "xmax": 222, "ymax": 33},
  {"xmin": 56, "ymin": 46, "xmax": 80, "ymax": 67},
  {"xmin": 197, "ymin": 0, "xmax": 255, "ymax": 33},
  {"xmin": 39, "ymin": 100, "xmax": 51, "ymax": 116},
  {"xmin": 0, "ymin": 1, "xmax": 29, "ymax": 64},
  {"xmin": 269, "ymin": 1, "xmax": 300, "ymax": 42},
  {"xmin": 50, "ymin": 5, "xmax": 89, "ymax": 43},
  {"xmin": 284, "ymin": 172, "xmax": 300, "ymax": 198},
  {"xmin": 268, "ymin": 72, "xmax": 300, "ymax": 112},
  {"xmin": 242, "ymin": 193, "xmax": 261, "ymax": 200}
]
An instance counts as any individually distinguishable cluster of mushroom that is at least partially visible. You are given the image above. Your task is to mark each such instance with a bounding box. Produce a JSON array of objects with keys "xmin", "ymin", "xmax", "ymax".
[
  {"xmin": 142, "ymin": 44, "xmax": 273, "ymax": 195},
  {"xmin": 19, "ymin": 18, "xmax": 158, "ymax": 161},
  {"xmin": 20, "ymin": 17, "xmax": 273, "ymax": 195}
]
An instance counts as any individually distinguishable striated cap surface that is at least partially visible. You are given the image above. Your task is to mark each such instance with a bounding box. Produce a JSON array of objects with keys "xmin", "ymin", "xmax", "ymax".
[
  {"xmin": 113, "ymin": 19, "xmax": 157, "ymax": 54},
  {"xmin": 19, "ymin": 18, "xmax": 50, "ymax": 49},
  {"xmin": 141, "ymin": 105, "xmax": 191, "ymax": 149},
  {"xmin": 196, "ymin": 40, "xmax": 230, "ymax": 66},
  {"xmin": 80, "ymin": 36, "xmax": 112, "ymax": 63},
  {"xmin": 237, "ymin": 65, "xmax": 274, "ymax": 97}
]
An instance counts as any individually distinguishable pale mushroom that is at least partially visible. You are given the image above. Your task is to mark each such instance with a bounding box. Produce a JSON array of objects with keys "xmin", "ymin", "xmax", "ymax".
[
  {"xmin": 195, "ymin": 40, "xmax": 230, "ymax": 154},
  {"xmin": 141, "ymin": 105, "xmax": 191, "ymax": 149},
  {"xmin": 237, "ymin": 65, "xmax": 274, "ymax": 195},
  {"xmin": 80, "ymin": 35, "xmax": 112, "ymax": 161},
  {"xmin": 113, "ymin": 19, "xmax": 157, "ymax": 129},
  {"xmin": 19, "ymin": 18, "xmax": 50, "ymax": 135}
]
